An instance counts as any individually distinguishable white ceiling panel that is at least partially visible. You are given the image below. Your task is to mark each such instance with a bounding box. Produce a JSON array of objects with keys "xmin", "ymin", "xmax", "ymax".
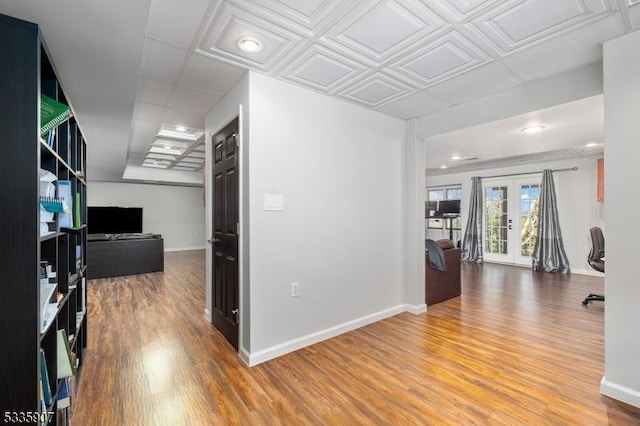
[
  {"xmin": 244, "ymin": 0, "xmax": 350, "ymax": 32},
  {"xmin": 130, "ymin": 138, "xmax": 155, "ymax": 150},
  {"xmin": 131, "ymin": 120, "xmax": 161, "ymax": 143},
  {"xmin": 340, "ymin": 72, "xmax": 415, "ymax": 107},
  {"xmin": 133, "ymin": 102, "xmax": 165, "ymax": 122},
  {"xmin": 468, "ymin": 0, "xmax": 619, "ymax": 54},
  {"xmin": 146, "ymin": 0, "xmax": 210, "ymax": 49},
  {"xmin": 197, "ymin": 2, "xmax": 303, "ymax": 71},
  {"xmin": 187, "ymin": 151, "xmax": 206, "ymax": 159},
  {"xmin": 278, "ymin": 44, "xmax": 367, "ymax": 92},
  {"xmin": 140, "ymin": 38, "xmax": 188, "ymax": 83},
  {"xmin": 375, "ymin": 90, "xmax": 451, "ymax": 119},
  {"xmin": 322, "ymin": 0, "xmax": 446, "ymax": 64},
  {"xmin": 342, "ymin": 2, "xmax": 422, "ymax": 53},
  {"xmin": 161, "ymin": 108, "xmax": 206, "ymax": 130},
  {"xmin": 502, "ymin": 13, "xmax": 625, "ymax": 81},
  {"xmin": 136, "ymin": 77, "xmax": 173, "ymax": 105},
  {"xmin": 178, "ymin": 53, "xmax": 246, "ymax": 95},
  {"xmin": 388, "ymin": 31, "xmax": 490, "ymax": 86},
  {"xmin": 167, "ymin": 86, "xmax": 222, "ymax": 115},
  {"xmin": 447, "ymin": 0, "xmax": 497, "ymax": 15},
  {"xmin": 427, "ymin": 61, "xmax": 522, "ymax": 104}
]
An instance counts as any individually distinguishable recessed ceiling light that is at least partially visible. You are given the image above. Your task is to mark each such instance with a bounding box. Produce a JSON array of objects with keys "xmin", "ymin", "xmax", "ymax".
[
  {"xmin": 175, "ymin": 126, "xmax": 187, "ymax": 132},
  {"xmin": 237, "ymin": 36, "xmax": 262, "ymax": 53},
  {"xmin": 586, "ymin": 142, "xmax": 599, "ymax": 147},
  {"xmin": 520, "ymin": 125, "xmax": 546, "ymax": 134},
  {"xmin": 450, "ymin": 155, "xmax": 461, "ymax": 161},
  {"xmin": 440, "ymin": 165, "xmax": 448, "ymax": 169}
]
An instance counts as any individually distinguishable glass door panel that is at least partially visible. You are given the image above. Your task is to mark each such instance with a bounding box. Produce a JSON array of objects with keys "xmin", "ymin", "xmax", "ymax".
[{"xmin": 483, "ymin": 178, "xmax": 541, "ymax": 265}]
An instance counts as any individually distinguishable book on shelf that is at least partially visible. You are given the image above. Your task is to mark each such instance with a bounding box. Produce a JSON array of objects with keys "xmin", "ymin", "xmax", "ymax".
[
  {"xmin": 39, "ymin": 348, "xmax": 53, "ymax": 407},
  {"xmin": 73, "ymin": 192, "xmax": 81, "ymax": 229},
  {"xmin": 40, "ymin": 94, "xmax": 71, "ymax": 137},
  {"xmin": 40, "ymin": 303, "xmax": 58, "ymax": 334},
  {"xmin": 56, "ymin": 329, "xmax": 76, "ymax": 379},
  {"xmin": 57, "ymin": 377, "xmax": 71, "ymax": 409},
  {"xmin": 46, "ymin": 127, "xmax": 56, "ymax": 148},
  {"xmin": 40, "ymin": 196, "xmax": 64, "ymax": 213},
  {"xmin": 39, "ymin": 378, "xmax": 47, "ymax": 424},
  {"xmin": 57, "ymin": 180, "xmax": 72, "ymax": 229}
]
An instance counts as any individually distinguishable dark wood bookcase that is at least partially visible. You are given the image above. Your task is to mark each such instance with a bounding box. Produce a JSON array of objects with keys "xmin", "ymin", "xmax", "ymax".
[{"xmin": 0, "ymin": 14, "xmax": 88, "ymax": 423}]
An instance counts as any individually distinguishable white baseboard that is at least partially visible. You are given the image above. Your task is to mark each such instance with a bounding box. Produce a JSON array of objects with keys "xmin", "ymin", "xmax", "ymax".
[
  {"xmin": 571, "ymin": 268, "xmax": 605, "ymax": 277},
  {"xmin": 204, "ymin": 309, "xmax": 211, "ymax": 322},
  {"xmin": 601, "ymin": 377, "xmax": 640, "ymax": 408},
  {"xmin": 246, "ymin": 304, "xmax": 409, "ymax": 366},
  {"xmin": 239, "ymin": 347, "xmax": 251, "ymax": 366},
  {"xmin": 165, "ymin": 246, "xmax": 206, "ymax": 252},
  {"xmin": 404, "ymin": 303, "xmax": 427, "ymax": 314}
]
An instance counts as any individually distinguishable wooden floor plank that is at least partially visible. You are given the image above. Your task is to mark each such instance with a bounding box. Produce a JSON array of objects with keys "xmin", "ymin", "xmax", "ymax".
[{"xmin": 73, "ymin": 250, "xmax": 640, "ymax": 425}]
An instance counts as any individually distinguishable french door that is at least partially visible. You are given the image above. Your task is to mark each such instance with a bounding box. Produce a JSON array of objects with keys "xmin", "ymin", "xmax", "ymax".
[{"xmin": 482, "ymin": 178, "xmax": 541, "ymax": 266}]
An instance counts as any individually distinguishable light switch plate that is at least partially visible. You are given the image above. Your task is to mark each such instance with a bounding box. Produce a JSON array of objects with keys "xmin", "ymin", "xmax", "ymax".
[{"xmin": 264, "ymin": 194, "xmax": 284, "ymax": 211}]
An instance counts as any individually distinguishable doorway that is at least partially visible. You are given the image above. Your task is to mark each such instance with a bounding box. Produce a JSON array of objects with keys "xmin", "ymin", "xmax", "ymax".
[
  {"xmin": 482, "ymin": 177, "xmax": 541, "ymax": 266},
  {"xmin": 209, "ymin": 117, "xmax": 239, "ymax": 349}
]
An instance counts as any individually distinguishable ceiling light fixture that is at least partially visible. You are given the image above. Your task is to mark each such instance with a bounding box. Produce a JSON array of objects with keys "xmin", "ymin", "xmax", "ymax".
[
  {"xmin": 450, "ymin": 155, "xmax": 461, "ymax": 161},
  {"xmin": 520, "ymin": 125, "xmax": 546, "ymax": 134},
  {"xmin": 586, "ymin": 142, "xmax": 599, "ymax": 147},
  {"xmin": 237, "ymin": 36, "xmax": 262, "ymax": 53},
  {"xmin": 440, "ymin": 165, "xmax": 448, "ymax": 169},
  {"xmin": 175, "ymin": 125, "xmax": 187, "ymax": 132}
]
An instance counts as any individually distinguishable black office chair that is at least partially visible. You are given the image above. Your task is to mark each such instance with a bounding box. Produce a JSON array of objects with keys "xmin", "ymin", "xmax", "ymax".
[{"xmin": 582, "ymin": 227, "xmax": 605, "ymax": 305}]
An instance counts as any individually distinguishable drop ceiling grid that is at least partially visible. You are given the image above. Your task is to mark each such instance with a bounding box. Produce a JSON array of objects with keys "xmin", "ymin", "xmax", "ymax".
[
  {"xmin": 339, "ymin": 72, "xmax": 417, "ymax": 107},
  {"xmin": 319, "ymin": 0, "xmax": 448, "ymax": 64},
  {"xmin": 464, "ymin": 0, "xmax": 621, "ymax": 55},
  {"xmin": 385, "ymin": 30, "xmax": 493, "ymax": 88},
  {"xmin": 233, "ymin": 0, "xmax": 350, "ymax": 32},
  {"xmin": 276, "ymin": 44, "xmax": 369, "ymax": 93}
]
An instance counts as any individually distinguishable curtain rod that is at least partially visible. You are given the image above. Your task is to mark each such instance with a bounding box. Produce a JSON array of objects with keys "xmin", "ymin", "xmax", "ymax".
[{"xmin": 480, "ymin": 166, "xmax": 577, "ymax": 180}]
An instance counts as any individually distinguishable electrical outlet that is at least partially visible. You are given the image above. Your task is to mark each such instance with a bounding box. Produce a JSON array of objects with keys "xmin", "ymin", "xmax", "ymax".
[{"xmin": 291, "ymin": 282, "xmax": 300, "ymax": 297}]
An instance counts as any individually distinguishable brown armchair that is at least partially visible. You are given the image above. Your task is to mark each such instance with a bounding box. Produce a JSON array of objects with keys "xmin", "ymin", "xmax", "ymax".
[{"xmin": 425, "ymin": 241, "xmax": 461, "ymax": 306}]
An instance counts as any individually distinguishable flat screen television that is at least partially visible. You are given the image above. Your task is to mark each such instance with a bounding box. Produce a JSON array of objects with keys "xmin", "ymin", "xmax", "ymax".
[
  {"xmin": 88, "ymin": 206, "xmax": 143, "ymax": 234},
  {"xmin": 437, "ymin": 200, "xmax": 461, "ymax": 215}
]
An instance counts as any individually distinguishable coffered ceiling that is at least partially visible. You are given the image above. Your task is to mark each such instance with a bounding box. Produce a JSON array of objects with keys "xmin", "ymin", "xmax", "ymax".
[{"xmin": 1, "ymin": 0, "xmax": 639, "ymax": 184}]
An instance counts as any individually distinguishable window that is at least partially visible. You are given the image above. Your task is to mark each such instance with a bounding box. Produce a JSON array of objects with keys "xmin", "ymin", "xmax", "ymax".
[{"xmin": 426, "ymin": 185, "xmax": 462, "ymax": 230}]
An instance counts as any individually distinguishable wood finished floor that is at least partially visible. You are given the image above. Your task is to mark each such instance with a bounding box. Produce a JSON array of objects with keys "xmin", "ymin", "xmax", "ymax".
[{"xmin": 73, "ymin": 251, "xmax": 640, "ymax": 425}]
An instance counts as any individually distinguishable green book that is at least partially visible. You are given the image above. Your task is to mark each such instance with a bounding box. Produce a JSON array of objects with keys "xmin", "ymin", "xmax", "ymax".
[
  {"xmin": 40, "ymin": 94, "xmax": 71, "ymax": 136},
  {"xmin": 73, "ymin": 192, "xmax": 81, "ymax": 228},
  {"xmin": 56, "ymin": 329, "xmax": 76, "ymax": 378}
]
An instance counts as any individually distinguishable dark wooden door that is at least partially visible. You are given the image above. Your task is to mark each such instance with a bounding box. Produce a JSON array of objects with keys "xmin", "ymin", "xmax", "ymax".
[{"xmin": 210, "ymin": 118, "xmax": 239, "ymax": 349}]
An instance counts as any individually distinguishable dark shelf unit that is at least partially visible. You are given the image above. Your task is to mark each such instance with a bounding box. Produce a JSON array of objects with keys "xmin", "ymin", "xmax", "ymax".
[{"xmin": 0, "ymin": 14, "xmax": 88, "ymax": 423}]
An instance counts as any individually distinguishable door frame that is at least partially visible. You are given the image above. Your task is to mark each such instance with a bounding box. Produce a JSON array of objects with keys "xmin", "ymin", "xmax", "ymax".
[
  {"xmin": 482, "ymin": 176, "xmax": 541, "ymax": 266},
  {"xmin": 205, "ymin": 107, "xmax": 245, "ymax": 355}
]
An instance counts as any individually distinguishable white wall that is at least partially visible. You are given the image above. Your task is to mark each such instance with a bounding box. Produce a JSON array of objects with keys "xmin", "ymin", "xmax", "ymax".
[
  {"xmin": 402, "ymin": 119, "xmax": 427, "ymax": 311},
  {"xmin": 246, "ymin": 73, "xmax": 405, "ymax": 362},
  {"xmin": 601, "ymin": 29, "xmax": 640, "ymax": 408},
  {"xmin": 88, "ymin": 181, "xmax": 205, "ymax": 251},
  {"xmin": 206, "ymin": 71, "xmax": 408, "ymax": 363},
  {"xmin": 425, "ymin": 156, "xmax": 605, "ymax": 275}
]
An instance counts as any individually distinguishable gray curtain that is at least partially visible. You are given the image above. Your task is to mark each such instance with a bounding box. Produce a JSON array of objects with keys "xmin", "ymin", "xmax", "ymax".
[
  {"xmin": 461, "ymin": 176, "xmax": 483, "ymax": 263},
  {"xmin": 532, "ymin": 170, "xmax": 570, "ymax": 273}
]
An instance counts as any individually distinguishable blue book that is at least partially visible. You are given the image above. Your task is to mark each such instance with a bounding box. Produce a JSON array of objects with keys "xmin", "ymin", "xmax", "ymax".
[
  {"xmin": 39, "ymin": 348, "xmax": 52, "ymax": 407},
  {"xmin": 57, "ymin": 180, "xmax": 72, "ymax": 229},
  {"xmin": 57, "ymin": 377, "xmax": 70, "ymax": 409}
]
